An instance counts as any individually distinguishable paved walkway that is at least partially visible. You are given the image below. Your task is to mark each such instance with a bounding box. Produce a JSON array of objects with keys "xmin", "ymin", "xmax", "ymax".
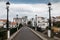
[{"xmin": 12, "ymin": 27, "xmax": 42, "ymax": 40}]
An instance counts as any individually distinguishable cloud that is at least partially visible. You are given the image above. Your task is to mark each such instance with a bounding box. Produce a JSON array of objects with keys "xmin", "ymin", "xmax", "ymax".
[
  {"xmin": 0, "ymin": 2, "xmax": 60, "ymax": 21},
  {"xmin": 51, "ymin": 3, "xmax": 60, "ymax": 16},
  {"xmin": 0, "ymin": 0, "xmax": 7, "ymax": 2},
  {"xmin": 50, "ymin": 0, "xmax": 60, "ymax": 3},
  {"xmin": 9, "ymin": 4, "xmax": 49, "ymax": 19}
]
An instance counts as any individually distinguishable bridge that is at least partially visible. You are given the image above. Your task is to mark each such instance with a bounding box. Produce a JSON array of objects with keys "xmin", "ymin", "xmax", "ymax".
[
  {"xmin": 8, "ymin": 27, "xmax": 43, "ymax": 40},
  {"xmin": 7, "ymin": 26, "xmax": 60, "ymax": 40}
]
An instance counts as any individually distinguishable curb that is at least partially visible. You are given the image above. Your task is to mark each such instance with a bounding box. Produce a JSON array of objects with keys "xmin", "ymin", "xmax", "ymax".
[
  {"xmin": 28, "ymin": 27, "xmax": 47, "ymax": 40},
  {"xmin": 54, "ymin": 36, "xmax": 60, "ymax": 40},
  {"xmin": 7, "ymin": 27, "xmax": 23, "ymax": 40}
]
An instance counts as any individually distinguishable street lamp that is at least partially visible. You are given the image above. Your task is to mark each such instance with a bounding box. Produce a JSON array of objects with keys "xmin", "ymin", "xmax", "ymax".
[
  {"xmin": 32, "ymin": 18, "xmax": 34, "ymax": 27},
  {"xmin": 6, "ymin": 1, "xmax": 10, "ymax": 39},
  {"xmin": 16, "ymin": 14, "xmax": 18, "ymax": 30},
  {"xmin": 48, "ymin": 2, "xmax": 52, "ymax": 38},
  {"xmin": 35, "ymin": 15, "xmax": 37, "ymax": 31}
]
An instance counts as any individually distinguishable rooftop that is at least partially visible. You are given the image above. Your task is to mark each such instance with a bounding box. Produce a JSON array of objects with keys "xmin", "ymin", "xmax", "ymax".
[
  {"xmin": 0, "ymin": 19, "xmax": 7, "ymax": 22},
  {"xmin": 11, "ymin": 22, "xmax": 16, "ymax": 25}
]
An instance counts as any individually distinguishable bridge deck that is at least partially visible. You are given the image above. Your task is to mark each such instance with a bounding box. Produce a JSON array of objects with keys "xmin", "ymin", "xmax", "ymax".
[{"xmin": 12, "ymin": 27, "xmax": 42, "ymax": 40}]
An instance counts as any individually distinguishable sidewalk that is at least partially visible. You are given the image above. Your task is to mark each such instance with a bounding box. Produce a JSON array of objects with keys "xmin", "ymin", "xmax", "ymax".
[
  {"xmin": 7, "ymin": 27, "xmax": 23, "ymax": 40},
  {"xmin": 28, "ymin": 27, "xmax": 60, "ymax": 40}
]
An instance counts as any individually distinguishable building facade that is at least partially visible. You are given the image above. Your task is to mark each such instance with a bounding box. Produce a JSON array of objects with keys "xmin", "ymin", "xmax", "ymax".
[
  {"xmin": 13, "ymin": 18, "xmax": 22, "ymax": 25},
  {"xmin": 22, "ymin": 16, "xmax": 28, "ymax": 26},
  {"xmin": 37, "ymin": 17, "xmax": 48, "ymax": 30},
  {"xmin": 10, "ymin": 22, "xmax": 16, "ymax": 28},
  {"xmin": 0, "ymin": 19, "xmax": 7, "ymax": 28}
]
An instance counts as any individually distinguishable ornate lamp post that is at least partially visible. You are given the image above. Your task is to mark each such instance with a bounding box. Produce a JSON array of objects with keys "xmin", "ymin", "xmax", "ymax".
[
  {"xmin": 35, "ymin": 15, "xmax": 37, "ymax": 31},
  {"xmin": 48, "ymin": 2, "xmax": 52, "ymax": 38},
  {"xmin": 6, "ymin": 1, "xmax": 10, "ymax": 39},
  {"xmin": 16, "ymin": 14, "xmax": 18, "ymax": 30},
  {"xmin": 32, "ymin": 18, "xmax": 34, "ymax": 27}
]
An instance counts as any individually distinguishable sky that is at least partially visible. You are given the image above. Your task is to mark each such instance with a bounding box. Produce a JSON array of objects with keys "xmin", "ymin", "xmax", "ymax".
[{"xmin": 0, "ymin": 0, "xmax": 60, "ymax": 21}]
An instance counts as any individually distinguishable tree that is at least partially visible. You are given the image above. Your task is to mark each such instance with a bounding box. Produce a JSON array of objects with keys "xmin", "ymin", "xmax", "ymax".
[
  {"xmin": 27, "ymin": 21, "xmax": 32, "ymax": 27},
  {"xmin": 19, "ymin": 23, "xmax": 23, "ymax": 27},
  {"xmin": 54, "ymin": 21, "xmax": 60, "ymax": 27}
]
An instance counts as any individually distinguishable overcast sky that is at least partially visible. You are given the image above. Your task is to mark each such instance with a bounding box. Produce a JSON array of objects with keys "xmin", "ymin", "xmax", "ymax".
[{"xmin": 0, "ymin": 0, "xmax": 60, "ymax": 21}]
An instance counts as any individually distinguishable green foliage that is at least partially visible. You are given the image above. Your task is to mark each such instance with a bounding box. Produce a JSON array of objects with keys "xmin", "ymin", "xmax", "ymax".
[
  {"xmin": 0, "ymin": 28, "xmax": 7, "ymax": 40},
  {"xmin": 27, "ymin": 21, "xmax": 32, "ymax": 25},
  {"xmin": 18, "ymin": 23, "xmax": 23, "ymax": 29},
  {"xmin": 53, "ymin": 21, "xmax": 60, "ymax": 27},
  {"xmin": 56, "ymin": 23, "xmax": 60, "ymax": 27},
  {"xmin": 27, "ymin": 21, "xmax": 32, "ymax": 27},
  {"xmin": 19, "ymin": 23, "xmax": 23, "ymax": 27},
  {"xmin": 10, "ymin": 28, "xmax": 17, "ymax": 36}
]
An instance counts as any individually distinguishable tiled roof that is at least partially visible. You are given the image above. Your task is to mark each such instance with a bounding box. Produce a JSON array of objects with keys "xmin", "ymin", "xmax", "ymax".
[
  {"xmin": 11, "ymin": 22, "xmax": 16, "ymax": 25},
  {"xmin": 0, "ymin": 19, "xmax": 7, "ymax": 22}
]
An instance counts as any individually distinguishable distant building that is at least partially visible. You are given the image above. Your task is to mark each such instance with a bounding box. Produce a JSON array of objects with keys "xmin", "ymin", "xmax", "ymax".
[
  {"xmin": 22, "ymin": 16, "xmax": 28, "ymax": 25},
  {"xmin": 30, "ymin": 16, "xmax": 48, "ymax": 30},
  {"xmin": 51, "ymin": 16, "xmax": 60, "ymax": 22},
  {"xmin": 55, "ymin": 16, "xmax": 60, "ymax": 22},
  {"xmin": 0, "ymin": 19, "xmax": 11, "ymax": 28},
  {"xmin": 0, "ymin": 19, "xmax": 7, "ymax": 28},
  {"xmin": 37, "ymin": 17, "xmax": 48, "ymax": 30},
  {"xmin": 10, "ymin": 22, "xmax": 16, "ymax": 28},
  {"xmin": 13, "ymin": 18, "xmax": 22, "ymax": 25}
]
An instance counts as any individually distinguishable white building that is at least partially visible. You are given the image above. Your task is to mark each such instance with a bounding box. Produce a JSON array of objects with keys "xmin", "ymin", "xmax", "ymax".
[
  {"xmin": 30, "ymin": 16, "xmax": 48, "ymax": 30},
  {"xmin": 0, "ymin": 19, "xmax": 14, "ymax": 28},
  {"xmin": 0, "ymin": 19, "xmax": 7, "ymax": 28},
  {"xmin": 51, "ymin": 16, "xmax": 60, "ymax": 26},
  {"xmin": 13, "ymin": 18, "xmax": 22, "ymax": 25},
  {"xmin": 22, "ymin": 16, "xmax": 28, "ymax": 25},
  {"xmin": 55, "ymin": 16, "xmax": 60, "ymax": 22},
  {"xmin": 10, "ymin": 22, "xmax": 16, "ymax": 28},
  {"xmin": 37, "ymin": 17, "xmax": 48, "ymax": 30}
]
